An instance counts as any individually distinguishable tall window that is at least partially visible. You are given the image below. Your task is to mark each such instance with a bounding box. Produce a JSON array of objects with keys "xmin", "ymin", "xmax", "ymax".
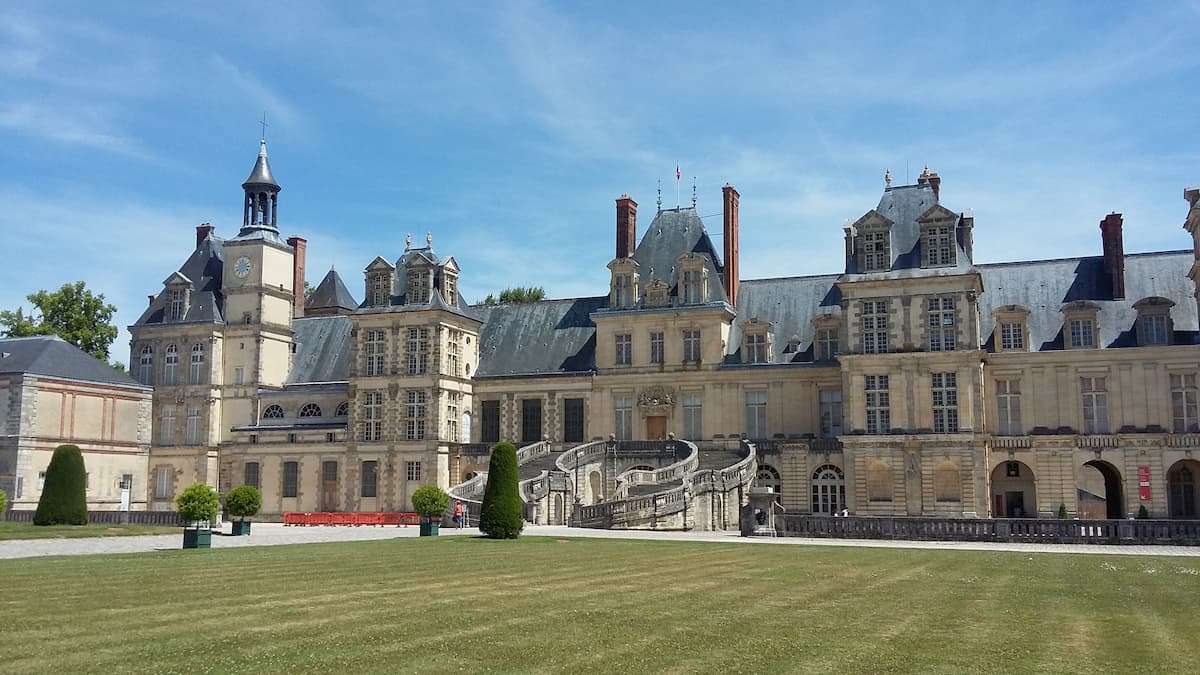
[
  {"xmin": 744, "ymin": 333, "xmax": 767, "ymax": 364},
  {"xmin": 1069, "ymin": 319, "xmax": 1096, "ymax": 349},
  {"xmin": 614, "ymin": 396, "xmax": 633, "ymax": 441},
  {"xmin": 408, "ymin": 270, "xmax": 430, "ymax": 303},
  {"xmin": 1080, "ymin": 376, "xmax": 1109, "ymax": 434},
  {"xmin": 996, "ymin": 379, "xmax": 1022, "ymax": 435},
  {"xmin": 923, "ymin": 225, "xmax": 955, "ymax": 267},
  {"xmin": 682, "ymin": 269, "xmax": 702, "ymax": 304},
  {"xmin": 614, "ymin": 273, "xmax": 633, "ymax": 308},
  {"xmin": 234, "ymin": 367, "xmax": 244, "ymax": 385},
  {"xmin": 816, "ymin": 328, "xmax": 838, "ymax": 361},
  {"xmin": 159, "ymin": 408, "xmax": 175, "ymax": 446},
  {"xmin": 521, "ymin": 398, "xmax": 542, "ymax": 442},
  {"xmin": 445, "ymin": 392, "xmax": 460, "ymax": 441},
  {"xmin": 365, "ymin": 329, "xmax": 385, "ymax": 376},
  {"xmin": 163, "ymin": 344, "xmax": 178, "ymax": 385},
  {"xmin": 361, "ymin": 460, "xmax": 378, "ymax": 497},
  {"xmin": 683, "ymin": 330, "xmax": 701, "ymax": 363},
  {"xmin": 282, "ymin": 461, "xmax": 299, "ymax": 498},
  {"xmin": 811, "ymin": 465, "xmax": 845, "ymax": 514},
  {"xmin": 745, "ymin": 391, "xmax": 767, "ymax": 439},
  {"xmin": 819, "ymin": 390, "xmax": 843, "ymax": 438},
  {"xmin": 683, "ymin": 395, "xmax": 703, "ymax": 440},
  {"xmin": 1171, "ymin": 373, "xmax": 1199, "ymax": 433},
  {"xmin": 650, "ymin": 332, "xmax": 664, "ymax": 364},
  {"xmin": 865, "ymin": 375, "xmax": 890, "ymax": 434},
  {"xmin": 407, "ymin": 327, "xmax": 429, "ymax": 375},
  {"xmin": 185, "ymin": 408, "xmax": 202, "ymax": 445},
  {"xmin": 615, "ymin": 333, "xmax": 632, "ymax": 366},
  {"xmin": 370, "ymin": 273, "xmax": 389, "ymax": 306},
  {"xmin": 481, "ymin": 401, "xmax": 501, "ymax": 443},
  {"xmin": 447, "ymin": 329, "xmax": 461, "ymax": 376},
  {"xmin": 860, "ymin": 230, "xmax": 890, "ymax": 271},
  {"xmin": 406, "ymin": 461, "xmax": 422, "ymax": 482},
  {"xmin": 1000, "ymin": 322, "xmax": 1025, "ymax": 351},
  {"xmin": 443, "ymin": 274, "xmax": 458, "ymax": 307},
  {"xmin": 563, "ymin": 398, "xmax": 585, "ymax": 443},
  {"xmin": 154, "ymin": 467, "xmax": 173, "ymax": 499},
  {"xmin": 931, "ymin": 372, "xmax": 958, "ymax": 434},
  {"xmin": 862, "ymin": 301, "xmax": 888, "ymax": 354},
  {"xmin": 169, "ymin": 289, "xmax": 185, "ymax": 321},
  {"xmin": 406, "ymin": 390, "xmax": 427, "ymax": 440},
  {"xmin": 927, "ymin": 298, "xmax": 956, "ymax": 351},
  {"xmin": 1141, "ymin": 315, "xmax": 1170, "ymax": 346},
  {"xmin": 138, "ymin": 346, "xmax": 153, "ymax": 385},
  {"xmin": 363, "ymin": 392, "xmax": 383, "ymax": 441},
  {"xmin": 244, "ymin": 462, "xmax": 260, "ymax": 489},
  {"xmin": 189, "ymin": 343, "xmax": 206, "ymax": 384}
]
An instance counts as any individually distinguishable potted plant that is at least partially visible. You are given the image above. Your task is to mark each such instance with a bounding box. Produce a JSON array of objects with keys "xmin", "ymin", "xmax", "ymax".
[
  {"xmin": 225, "ymin": 485, "xmax": 262, "ymax": 536},
  {"xmin": 411, "ymin": 484, "xmax": 450, "ymax": 537},
  {"xmin": 176, "ymin": 483, "xmax": 220, "ymax": 549}
]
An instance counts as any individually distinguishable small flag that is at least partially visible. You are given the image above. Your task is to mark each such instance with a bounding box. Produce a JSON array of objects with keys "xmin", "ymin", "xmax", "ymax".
[{"xmin": 676, "ymin": 165, "xmax": 681, "ymax": 180}]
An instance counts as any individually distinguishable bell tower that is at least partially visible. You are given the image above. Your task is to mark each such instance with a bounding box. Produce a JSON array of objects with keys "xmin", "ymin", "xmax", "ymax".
[{"xmin": 241, "ymin": 139, "xmax": 281, "ymax": 235}]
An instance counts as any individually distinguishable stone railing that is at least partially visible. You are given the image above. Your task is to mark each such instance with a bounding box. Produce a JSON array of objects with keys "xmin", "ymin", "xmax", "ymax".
[
  {"xmin": 776, "ymin": 514, "xmax": 1200, "ymax": 545},
  {"xmin": 516, "ymin": 440, "xmax": 551, "ymax": 464},
  {"xmin": 692, "ymin": 440, "xmax": 757, "ymax": 497},
  {"xmin": 555, "ymin": 440, "xmax": 609, "ymax": 473},
  {"xmin": 520, "ymin": 470, "xmax": 552, "ymax": 503},
  {"xmin": 577, "ymin": 482, "xmax": 690, "ymax": 529},
  {"xmin": 450, "ymin": 440, "xmax": 551, "ymax": 502},
  {"xmin": 3, "ymin": 510, "xmax": 183, "ymax": 526},
  {"xmin": 613, "ymin": 440, "xmax": 699, "ymax": 497}
]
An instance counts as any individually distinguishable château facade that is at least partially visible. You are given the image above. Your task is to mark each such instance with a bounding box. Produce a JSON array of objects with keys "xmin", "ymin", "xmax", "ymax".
[{"xmin": 123, "ymin": 143, "xmax": 1200, "ymax": 524}]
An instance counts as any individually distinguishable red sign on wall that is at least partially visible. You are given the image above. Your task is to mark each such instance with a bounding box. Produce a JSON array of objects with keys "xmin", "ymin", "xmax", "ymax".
[{"xmin": 1138, "ymin": 465, "xmax": 1152, "ymax": 501}]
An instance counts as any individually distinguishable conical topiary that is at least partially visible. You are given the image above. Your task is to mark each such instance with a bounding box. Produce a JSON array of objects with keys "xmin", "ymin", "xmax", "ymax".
[
  {"xmin": 479, "ymin": 442, "xmax": 523, "ymax": 539},
  {"xmin": 34, "ymin": 444, "xmax": 88, "ymax": 525}
]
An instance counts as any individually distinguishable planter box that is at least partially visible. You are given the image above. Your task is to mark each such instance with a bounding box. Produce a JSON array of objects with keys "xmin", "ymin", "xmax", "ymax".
[
  {"xmin": 231, "ymin": 521, "xmax": 252, "ymax": 536},
  {"xmin": 419, "ymin": 520, "xmax": 440, "ymax": 537},
  {"xmin": 183, "ymin": 528, "xmax": 212, "ymax": 549}
]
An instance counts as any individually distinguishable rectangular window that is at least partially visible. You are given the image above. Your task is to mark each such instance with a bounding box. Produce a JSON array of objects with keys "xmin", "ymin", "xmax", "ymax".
[
  {"xmin": 614, "ymin": 273, "xmax": 633, "ymax": 308},
  {"xmin": 1142, "ymin": 315, "xmax": 1169, "ymax": 346},
  {"xmin": 189, "ymin": 344, "xmax": 206, "ymax": 384},
  {"xmin": 650, "ymin": 332, "xmax": 664, "ymax": 364},
  {"xmin": 365, "ymin": 329, "xmax": 386, "ymax": 377},
  {"xmin": 38, "ymin": 471, "xmax": 46, "ymax": 491},
  {"xmin": 138, "ymin": 348, "xmax": 153, "ymax": 385},
  {"xmin": 819, "ymin": 390, "xmax": 843, "ymax": 438},
  {"xmin": 154, "ymin": 467, "xmax": 173, "ymax": 499},
  {"xmin": 1000, "ymin": 323, "xmax": 1025, "ymax": 351},
  {"xmin": 860, "ymin": 230, "xmax": 890, "ymax": 271},
  {"xmin": 683, "ymin": 330, "xmax": 701, "ymax": 363},
  {"xmin": 406, "ymin": 461, "xmax": 422, "ymax": 482},
  {"xmin": 406, "ymin": 390, "xmax": 427, "ymax": 440},
  {"xmin": 1069, "ymin": 319, "xmax": 1096, "ymax": 349},
  {"xmin": 563, "ymin": 398, "xmax": 585, "ymax": 443},
  {"xmin": 927, "ymin": 298, "xmax": 956, "ymax": 351},
  {"xmin": 816, "ymin": 328, "xmax": 838, "ymax": 361},
  {"xmin": 521, "ymin": 398, "xmax": 542, "ymax": 443},
  {"xmin": 445, "ymin": 392, "xmax": 460, "ymax": 442},
  {"xmin": 682, "ymin": 269, "xmax": 703, "ymax": 304},
  {"xmin": 370, "ymin": 274, "xmax": 389, "ymax": 306},
  {"xmin": 160, "ymin": 408, "xmax": 175, "ymax": 446},
  {"xmin": 185, "ymin": 408, "xmax": 202, "ymax": 445},
  {"xmin": 923, "ymin": 225, "xmax": 955, "ymax": 267},
  {"xmin": 865, "ymin": 375, "xmax": 890, "ymax": 434},
  {"xmin": 745, "ymin": 390, "xmax": 767, "ymax": 439},
  {"xmin": 361, "ymin": 460, "xmax": 378, "ymax": 498},
  {"xmin": 282, "ymin": 461, "xmax": 299, "ymax": 498},
  {"xmin": 862, "ymin": 301, "xmax": 889, "ymax": 354},
  {"xmin": 614, "ymin": 396, "xmax": 633, "ymax": 441},
  {"xmin": 615, "ymin": 333, "xmax": 632, "ymax": 366},
  {"xmin": 169, "ymin": 290, "xmax": 185, "ymax": 321},
  {"xmin": 1171, "ymin": 373, "xmax": 1199, "ymax": 433},
  {"xmin": 481, "ymin": 400, "xmax": 500, "ymax": 443},
  {"xmin": 163, "ymin": 347, "xmax": 178, "ymax": 386},
  {"xmin": 1080, "ymin": 376, "xmax": 1109, "ymax": 434},
  {"xmin": 287, "ymin": 433, "xmax": 297, "ymax": 444},
  {"xmin": 363, "ymin": 391, "xmax": 383, "ymax": 442},
  {"xmin": 931, "ymin": 372, "xmax": 958, "ymax": 434},
  {"xmin": 683, "ymin": 395, "xmax": 703, "ymax": 440},
  {"xmin": 244, "ymin": 462, "xmax": 260, "ymax": 489},
  {"xmin": 447, "ymin": 329, "xmax": 461, "ymax": 376},
  {"xmin": 233, "ymin": 367, "xmax": 244, "ymax": 385},
  {"xmin": 996, "ymin": 380, "xmax": 1022, "ymax": 436},
  {"xmin": 745, "ymin": 333, "xmax": 767, "ymax": 364},
  {"xmin": 407, "ymin": 328, "xmax": 429, "ymax": 375},
  {"xmin": 408, "ymin": 270, "xmax": 430, "ymax": 304},
  {"xmin": 444, "ymin": 275, "xmax": 458, "ymax": 307}
]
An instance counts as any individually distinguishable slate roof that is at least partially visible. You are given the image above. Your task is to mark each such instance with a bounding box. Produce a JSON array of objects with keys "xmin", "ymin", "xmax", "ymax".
[
  {"xmin": 132, "ymin": 234, "xmax": 225, "ymax": 326},
  {"xmin": 355, "ymin": 246, "xmax": 478, "ymax": 321},
  {"xmin": 287, "ymin": 315, "xmax": 353, "ymax": 384},
  {"xmin": 473, "ymin": 297, "xmax": 605, "ymax": 377},
  {"xmin": 242, "ymin": 139, "xmax": 278, "ymax": 188},
  {"xmin": 0, "ymin": 335, "xmax": 147, "ymax": 388},
  {"xmin": 845, "ymin": 182, "xmax": 974, "ymax": 279},
  {"xmin": 630, "ymin": 207, "xmax": 728, "ymax": 304},
  {"xmin": 305, "ymin": 269, "xmax": 358, "ymax": 315},
  {"xmin": 729, "ymin": 274, "xmax": 841, "ymax": 364}
]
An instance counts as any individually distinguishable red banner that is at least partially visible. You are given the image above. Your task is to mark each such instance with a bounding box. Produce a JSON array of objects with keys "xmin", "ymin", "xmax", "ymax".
[{"xmin": 1138, "ymin": 466, "xmax": 1152, "ymax": 501}]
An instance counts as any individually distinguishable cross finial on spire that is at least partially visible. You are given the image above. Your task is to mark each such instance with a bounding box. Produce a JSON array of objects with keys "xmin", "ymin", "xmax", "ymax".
[
  {"xmin": 692, "ymin": 177, "xmax": 697, "ymax": 207},
  {"xmin": 885, "ymin": 169, "xmax": 892, "ymax": 187},
  {"xmin": 657, "ymin": 179, "xmax": 662, "ymax": 211},
  {"xmin": 426, "ymin": 232, "xmax": 433, "ymax": 247},
  {"xmin": 405, "ymin": 233, "xmax": 412, "ymax": 250},
  {"xmin": 259, "ymin": 112, "xmax": 269, "ymax": 141}
]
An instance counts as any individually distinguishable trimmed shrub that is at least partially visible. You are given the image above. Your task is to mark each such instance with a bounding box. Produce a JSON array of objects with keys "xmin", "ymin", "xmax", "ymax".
[
  {"xmin": 1057, "ymin": 503, "xmax": 1069, "ymax": 519},
  {"xmin": 0, "ymin": 487, "xmax": 6, "ymax": 515},
  {"xmin": 33, "ymin": 444, "xmax": 88, "ymax": 525},
  {"xmin": 225, "ymin": 486, "xmax": 262, "ymax": 521},
  {"xmin": 1137, "ymin": 504, "xmax": 1150, "ymax": 519},
  {"xmin": 176, "ymin": 483, "xmax": 220, "ymax": 526},
  {"xmin": 411, "ymin": 484, "xmax": 451, "ymax": 519},
  {"xmin": 479, "ymin": 442, "xmax": 523, "ymax": 539}
]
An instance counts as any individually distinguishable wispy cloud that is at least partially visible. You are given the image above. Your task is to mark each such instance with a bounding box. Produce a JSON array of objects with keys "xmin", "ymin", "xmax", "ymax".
[{"xmin": 0, "ymin": 102, "xmax": 152, "ymax": 159}]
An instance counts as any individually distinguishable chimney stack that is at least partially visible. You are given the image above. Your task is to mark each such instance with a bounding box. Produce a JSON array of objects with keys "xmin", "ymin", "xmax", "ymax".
[
  {"xmin": 917, "ymin": 166, "xmax": 941, "ymax": 202},
  {"xmin": 195, "ymin": 223, "xmax": 214, "ymax": 248},
  {"xmin": 286, "ymin": 236, "xmax": 307, "ymax": 317},
  {"xmin": 616, "ymin": 195, "xmax": 638, "ymax": 259},
  {"xmin": 1100, "ymin": 213, "xmax": 1125, "ymax": 300},
  {"xmin": 722, "ymin": 184, "xmax": 740, "ymax": 306}
]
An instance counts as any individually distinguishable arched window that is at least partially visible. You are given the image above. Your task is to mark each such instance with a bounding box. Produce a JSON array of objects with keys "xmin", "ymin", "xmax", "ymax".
[
  {"xmin": 262, "ymin": 405, "xmax": 285, "ymax": 420},
  {"xmin": 811, "ymin": 464, "xmax": 844, "ymax": 514},
  {"xmin": 138, "ymin": 346, "xmax": 153, "ymax": 385},
  {"xmin": 935, "ymin": 461, "xmax": 961, "ymax": 503},
  {"xmin": 299, "ymin": 403, "xmax": 322, "ymax": 418},
  {"xmin": 867, "ymin": 461, "xmax": 893, "ymax": 502},
  {"xmin": 757, "ymin": 465, "xmax": 782, "ymax": 501},
  {"xmin": 163, "ymin": 344, "xmax": 178, "ymax": 385},
  {"xmin": 335, "ymin": 401, "xmax": 350, "ymax": 417},
  {"xmin": 190, "ymin": 343, "xmax": 205, "ymax": 384}
]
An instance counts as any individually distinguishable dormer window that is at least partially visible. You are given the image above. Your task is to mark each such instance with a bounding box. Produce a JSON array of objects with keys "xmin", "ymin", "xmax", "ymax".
[
  {"xmin": 615, "ymin": 274, "xmax": 634, "ymax": 308},
  {"xmin": 812, "ymin": 311, "xmax": 841, "ymax": 362},
  {"xmin": 607, "ymin": 259, "xmax": 639, "ymax": 309},
  {"xmin": 1134, "ymin": 297, "xmax": 1175, "ymax": 347},
  {"xmin": 169, "ymin": 289, "xmax": 186, "ymax": 321},
  {"xmin": 1061, "ymin": 301, "xmax": 1100, "ymax": 350},
  {"xmin": 369, "ymin": 273, "xmax": 391, "ymax": 307},
  {"xmin": 682, "ymin": 270, "xmax": 703, "ymax": 304},
  {"xmin": 443, "ymin": 273, "xmax": 458, "ymax": 307},
  {"xmin": 407, "ymin": 269, "xmax": 431, "ymax": 304},
  {"xmin": 859, "ymin": 229, "xmax": 890, "ymax": 272},
  {"xmin": 922, "ymin": 224, "xmax": 956, "ymax": 267},
  {"xmin": 992, "ymin": 305, "xmax": 1030, "ymax": 352},
  {"xmin": 677, "ymin": 254, "xmax": 708, "ymax": 305}
]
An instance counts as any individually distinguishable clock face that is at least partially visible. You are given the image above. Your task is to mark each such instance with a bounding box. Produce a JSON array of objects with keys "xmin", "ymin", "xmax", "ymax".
[{"xmin": 234, "ymin": 256, "xmax": 252, "ymax": 279}]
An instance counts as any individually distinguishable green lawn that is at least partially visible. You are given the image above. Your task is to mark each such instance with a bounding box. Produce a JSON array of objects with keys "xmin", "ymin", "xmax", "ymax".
[
  {"xmin": 0, "ymin": 537, "xmax": 1196, "ymax": 673},
  {"xmin": 0, "ymin": 522, "xmax": 179, "ymax": 540}
]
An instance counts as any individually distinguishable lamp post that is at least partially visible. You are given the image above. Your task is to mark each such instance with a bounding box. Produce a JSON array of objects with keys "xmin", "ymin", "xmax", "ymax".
[{"xmin": 606, "ymin": 433, "xmax": 618, "ymax": 501}]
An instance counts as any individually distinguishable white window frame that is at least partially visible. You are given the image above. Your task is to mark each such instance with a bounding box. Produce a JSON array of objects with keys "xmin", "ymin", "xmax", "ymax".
[
  {"xmin": 614, "ymin": 333, "xmax": 632, "ymax": 366},
  {"xmin": 1171, "ymin": 373, "xmax": 1199, "ymax": 433},
  {"xmin": 1080, "ymin": 376, "xmax": 1109, "ymax": 434},
  {"xmin": 995, "ymin": 379, "xmax": 1022, "ymax": 436},
  {"xmin": 819, "ymin": 390, "xmax": 843, "ymax": 438},
  {"xmin": 406, "ymin": 390, "xmax": 427, "ymax": 440},
  {"xmin": 745, "ymin": 390, "xmax": 767, "ymax": 439},
  {"xmin": 865, "ymin": 375, "xmax": 890, "ymax": 434},
  {"xmin": 363, "ymin": 392, "xmax": 383, "ymax": 442},
  {"xmin": 862, "ymin": 301, "xmax": 889, "ymax": 354},
  {"xmin": 682, "ymin": 330, "xmax": 701, "ymax": 363},
  {"xmin": 614, "ymin": 396, "xmax": 633, "ymax": 441},
  {"xmin": 927, "ymin": 298, "xmax": 956, "ymax": 352},
  {"xmin": 931, "ymin": 372, "xmax": 958, "ymax": 434}
]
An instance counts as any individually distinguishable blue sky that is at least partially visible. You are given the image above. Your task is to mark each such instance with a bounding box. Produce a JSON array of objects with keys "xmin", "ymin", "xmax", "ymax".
[{"xmin": 2, "ymin": 1, "xmax": 1198, "ymax": 365}]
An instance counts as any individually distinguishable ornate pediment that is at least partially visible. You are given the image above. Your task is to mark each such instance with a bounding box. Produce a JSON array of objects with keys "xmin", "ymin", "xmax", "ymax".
[
  {"xmin": 917, "ymin": 203, "xmax": 959, "ymax": 225},
  {"xmin": 638, "ymin": 385, "xmax": 675, "ymax": 410},
  {"xmin": 849, "ymin": 209, "xmax": 893, "ymax": 233}
]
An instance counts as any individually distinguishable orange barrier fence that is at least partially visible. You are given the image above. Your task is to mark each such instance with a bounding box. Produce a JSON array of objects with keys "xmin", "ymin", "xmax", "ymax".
[{"xmin": 283, "ymin": 512, "xmax": 425, "ymax": 527}]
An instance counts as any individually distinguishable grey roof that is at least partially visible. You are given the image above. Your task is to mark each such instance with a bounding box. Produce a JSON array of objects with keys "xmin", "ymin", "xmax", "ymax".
[
  {"xmin": 474, "ymin": 297, "xmax": 604, "ymax": 377},
  {"xmin": 630, "ymin": 207, "xmax": 728, "ymax": 304},
  {"xmin": 306, "ymin": 269, "xmax": 358, "ymax": 314},
  {"xmin": 0, "ymin": 335, "xmax": 147, "ymax": 389},
  {"xmin": 242, "ymin": 140, "xmax": 278, "ymax": 188},
  {"xmin": 287, "ymin": 315, "xmax": 353, "ymax": 384},
  {"xmin": 355, "ymin": 247, "xmax": 478, "ymax": 321},
  {"xmin": 730, "ymin": 274, "xmax": 841, "ymax": 363},
  {"xmin": 845, "ymin": 182, "xmax": 974, "ymax": 279},
  {"xmin": 133, "ymin": 234, "xmax": 225, "ymax": 326}
]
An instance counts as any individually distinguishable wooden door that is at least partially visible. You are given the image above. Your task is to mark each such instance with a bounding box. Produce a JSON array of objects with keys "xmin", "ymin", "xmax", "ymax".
[
  {"xmin": 321, "ymin": 461, "xmax": 339, "ymax": 511},
  {"xmin": 646, "ymin": 416, "xmax": 666, "ymax": 440}
]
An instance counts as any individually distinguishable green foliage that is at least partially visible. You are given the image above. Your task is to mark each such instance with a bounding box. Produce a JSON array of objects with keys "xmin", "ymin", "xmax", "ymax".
[
  {"xmin": 304, "ymin": 281, "xmax": 316, "ymax": 300},
  {"xmin": 1137, "ymin": 504, "xmax": 1150, "ymax": 519},
  {"xmin": 481, "ymin": 293, "xmax": 497, "ymax": 305},
  {"xmin": 225, "ymin": 486, "xmax": 262, "ymax": 520},
  {"xmin": 0, "ymin": 281, "xmax": 119, "ymax": 361},
  {"xmin": 1057, "ymin": 503, "xmax": 1069, "ymax": 519},
  {"xmin": 411, "ymin": 484, "xmax": 451, "ymax": 518},
  {"xmin": 176, "ymin": 483, "xmax": 220, "ymax": 525},
  {"xmin": 479, "ymin": 442, "xmax": 523, "ymax": 539},
  {"xmin": 33, "ymin": 445, "xmax": 88, "ymax": 526},
  {"xmin": 0, "ymin": 488, "xmax": 6, "ymax": 514},
  {"xmin": 496, "ymin": 287, "xmax": 546, "ymax": 304}
]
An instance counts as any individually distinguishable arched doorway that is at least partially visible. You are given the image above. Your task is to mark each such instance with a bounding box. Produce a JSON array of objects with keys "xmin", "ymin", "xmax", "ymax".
[
  {"xmin": 553, "ymin": 493, "xmax": 564, "ymax": 525},
  {"xmin": 990, "ymin": 460, "xmax": 1036, "ymax": 518},
  {"xmin": 1078, "ymin": 460, "xmax": 1125, "ymax": 519},
  {"xmin": 589, "ymin": 471, "xmax": 603, "ymax": 504},
  {"xmin": 756, "ymin": 465, "xmax": 781, "ymax": 503},
  {"xmin": 1168, "ymin": 460, "xmax": 1199, "ymax": 519},
  {"xmin": 811, "ymin": 464, "xmax": 845, "ymax": 514}
]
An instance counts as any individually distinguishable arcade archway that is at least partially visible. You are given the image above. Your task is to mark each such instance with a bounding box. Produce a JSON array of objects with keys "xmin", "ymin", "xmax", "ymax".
[
  {"xmin": 990, "ymin": 460, "xmax": 1036, "ymax": 518},
  {"xmin": 1078, "ymin": 460, "xmax": 1125, "ymax": 520}
]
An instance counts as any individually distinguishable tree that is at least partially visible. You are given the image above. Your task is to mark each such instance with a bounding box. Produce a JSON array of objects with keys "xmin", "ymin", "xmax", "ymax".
[
  {"xmin": 481, "ymin": 287, "xmax": 546, "ymax": 305},
  {"xmin": 411, "ymin": 484, "xmax": 451, "ymax": 519},
  {"xmin": 479, "ymin": 442, "xmax": 523, "ymax": 539},
  {"xmin": 0, "ymin": 487, "xmax": 6, "ymax": 515},
  {"xmin": 1, "ymin": 281, "xmax": 118, "ymax": 361},
  {"xmin": 33, "ymin": 445, "xmax": 88, "ymax": 526},
  {"xmin": 304, "ymin": 281, "xmax": 316, "ymax": 301},
  {"xmin": 225, "ymin": 486, "xmax": 262, "ymax": 521},
  {"xmin": 176, "ymin": 483, "xmax": 220, "ymax": 525}
]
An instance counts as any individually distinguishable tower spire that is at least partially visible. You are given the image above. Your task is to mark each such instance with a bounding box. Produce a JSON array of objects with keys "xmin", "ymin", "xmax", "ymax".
[{"xmin": 240, "ymin": 133, "xmax": 281, "ymax": 234}]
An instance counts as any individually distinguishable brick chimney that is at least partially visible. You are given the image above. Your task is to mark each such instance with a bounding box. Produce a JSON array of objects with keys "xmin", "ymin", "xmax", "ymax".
[
  {"xmin": 1100, "ymin": 213, "xmax": 1125, "ymax": 300},
  {"xmin": 195, "ymin": 223, "xmax": 214, "ymax": 248},
  {"xmin": 722, "ymin": 184, "xmax": 740, "ymax": 306},
  {"xmin": 917, "ymin": 166, "xmax": 941, "ymax": 202},
  {"xmin": 616, "ymin": 195, "xmax": 637, "ymax": 259},
  {"xmin": 286, "ymin": 236, "xmax": 307, "ymax": 317}
]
